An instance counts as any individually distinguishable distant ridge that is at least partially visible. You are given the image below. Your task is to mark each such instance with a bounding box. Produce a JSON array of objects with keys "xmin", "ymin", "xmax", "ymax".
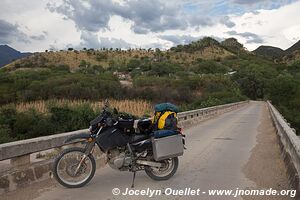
[
  {"xmin": 285, "ymin": 40, "xmax": 300, "ymax": 54},
  {"xmin": 2, "ymin": 38, "xmax": 300, "ymax": 68},
  {"xmin": 253, "ymin": 40, "xmax": 300, "ymax": 61},
  {"xmin": 253, "ymin": 46, "xmax": 285, "ymax": 59},
  {"xmin": 0, "ymin": 45, "xmax": 32, "ymax": 67}
]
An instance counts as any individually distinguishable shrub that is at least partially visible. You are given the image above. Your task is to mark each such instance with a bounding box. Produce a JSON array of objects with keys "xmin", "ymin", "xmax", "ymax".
[
  {"xmin": 49, "ymin": 104, "xmax": 96, "ymax": 132},
  {"xmin": 0, "ymin": 126, "xmax": 13, "ymax": 144},
  {"xmin": 13, "ymin": 109, "xmax": 52, "ymax": 139},
  {"xmin": 0, "ymin": 106, "xmax": 17, "ymax": 134}
]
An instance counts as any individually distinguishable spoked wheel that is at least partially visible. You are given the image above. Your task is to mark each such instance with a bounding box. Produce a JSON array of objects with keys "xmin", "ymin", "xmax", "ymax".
[
  {"xmin": 145, "ymin": 157, "xmax": 179, "ymax": 181},
  {"xmin": 53, "ymin": 147, "xmax": 96, "ymax": 188}
]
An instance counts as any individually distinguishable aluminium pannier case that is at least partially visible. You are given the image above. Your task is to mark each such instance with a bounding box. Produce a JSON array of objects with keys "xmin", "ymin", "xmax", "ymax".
[{"xmin": 152, "ymin": 134, "xmax": 184, "ymax": 161}]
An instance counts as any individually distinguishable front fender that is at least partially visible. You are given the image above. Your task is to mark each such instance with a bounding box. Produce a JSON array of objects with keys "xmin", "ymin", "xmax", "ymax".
[{"xmin": 64, "ymin": 133, "xmax": 91, "ymax": 144}]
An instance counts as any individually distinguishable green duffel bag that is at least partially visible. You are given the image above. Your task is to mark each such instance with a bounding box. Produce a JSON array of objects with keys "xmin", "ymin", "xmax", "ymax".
[{"xmin": 154, "ymin": 103, "xmax": 179, "ymax": 113}]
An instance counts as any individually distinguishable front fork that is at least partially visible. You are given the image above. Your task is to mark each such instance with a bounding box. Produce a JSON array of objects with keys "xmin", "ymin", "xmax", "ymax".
[{"xmin": 74, "ymin": 139, "xmax": 96, "ymax": 175}]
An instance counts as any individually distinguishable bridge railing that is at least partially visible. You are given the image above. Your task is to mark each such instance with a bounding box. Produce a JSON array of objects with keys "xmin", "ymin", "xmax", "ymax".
[
  {"xmin": 0, "ymin": 100, "xmax": 249, "ymax": 193},
  {"xmin": 267, "ymin": 101, "xmax": 299, "ymax": 191}
]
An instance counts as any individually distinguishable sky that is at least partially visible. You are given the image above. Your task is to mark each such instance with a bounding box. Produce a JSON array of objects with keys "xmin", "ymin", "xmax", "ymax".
[{"xmin": 0, "ymin": 0, "xmax": 299, "ymax": 52}]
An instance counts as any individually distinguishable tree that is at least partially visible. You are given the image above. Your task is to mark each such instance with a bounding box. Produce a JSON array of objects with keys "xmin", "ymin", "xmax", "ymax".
[
  {"xmin": 232, "ymin": 64, "xmax": 276, "ymax": 100},
  {"xmin": 267, "ymin": 75, "xmax": 298, "ymax": 104}
]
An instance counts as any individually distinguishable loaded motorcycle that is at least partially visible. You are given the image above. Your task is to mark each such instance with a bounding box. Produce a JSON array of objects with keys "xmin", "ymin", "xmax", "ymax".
[{"xmin": 53, "ymin": 101, "xmax": 185, "ymax": 188}]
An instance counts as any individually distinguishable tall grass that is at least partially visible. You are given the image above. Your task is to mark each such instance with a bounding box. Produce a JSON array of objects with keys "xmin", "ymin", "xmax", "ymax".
[{"xmin": 15, "ymin": 99, "xmax": 152, "ymax": 117}]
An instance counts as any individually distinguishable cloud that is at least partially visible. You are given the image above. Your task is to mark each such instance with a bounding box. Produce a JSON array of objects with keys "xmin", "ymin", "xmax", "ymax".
[
  {"xmin": 46, "ymin": 0, "xmax": 113, "ymax": 32},
  {"xmin": 232, "ymin": 0, "xmax": 270, "ymax": 5},
  {"xmin": 143, "ymin": 42, "xmax": 165, "ymax": 49},
  {"xmin": 0, "ymin": 19, "xmax": 30, "ymax": 44},
  {"xmin": 230, "ymin": 0, "xmax": 299, "ymax": 13},
  {"xmin": 30, "ymin": 34, "xmax": 46, "ymax": 41},
  {"xmin": 47, "ymin": 0, "xmax": 218, "ymax": 34},
  {"xmin": 220, "ymin": 16, "xmax": 235, "ymax": 28},
  {"xmin": 226, "ymin": 30, "xmax": 264, "ymax": 43},
  {"xmin": 0, "ymin": 0, "xmax": 299, "ymax": 52},
  {"xmin": 124, "ymin": 0, "xmax": 188, "ymax": 33},
  {"xmin": 79, "ymin": 31, "xmax": 135, "ymax": 49},
  {"xmin": 159, "ymin": 35, "xmax": 202, "ymax": 45},
  {"xmin": 188, "ymin": 16, "xmax": 214, "ymax": 27},
  {"xmin": 47, "ymin": 0, "xmax": 189, "ymax": 34}
]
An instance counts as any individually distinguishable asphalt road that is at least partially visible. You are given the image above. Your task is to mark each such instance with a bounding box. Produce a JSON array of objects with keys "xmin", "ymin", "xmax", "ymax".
[{"xmin": 8, "ymin": 101, "xmax": 293, "ymax": 200}]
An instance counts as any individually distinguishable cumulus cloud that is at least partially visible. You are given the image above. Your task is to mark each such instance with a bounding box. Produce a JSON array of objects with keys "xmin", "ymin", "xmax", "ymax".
[
  {"xmin": 188, "ymin": 16, "xmax": 214, "ymax": 27},
  {"xmin": 159, "ymin": 35, "xmax": 201, "ymax": 45},
  {"xmin": 226, "ymin": 30, "xmax": 264, "ymax": 43},
  {"xmin": 232, "ymin": 0, "xmax": 271, "ymax": 5},
  {"xmin": 220, "ymin": 16, "xmax": 235, "ymax": 28},
  {"xmin": 30, "ymin": 34, "xmax": 46, "ymax": 41},
  {"xmin": 46, "ymin": 0, "xmax": 221, "ymax": 35},
  {"xmin": 47, "ymin": 0, "xmax": 113, "ymax": 32},
  {"xmin": 0, "ymin": 19, "xmax": 51, "ymax": 46},
  {"xmin": 0, "ymin": 19, "xmax": 30, "ymax": 44},
  {"xmin": 79, "ymin": 31, "xmax": 135, "ymax": 49},
  {"xmin": 47, "ymin": 0, "xmax": 189, "ymax": 34},
  {"xmin": 124, "ymin": 0, "xmax": 188, "ymax": 33},
  {"xmin": 0, "ymin": 0, "xmax": 299, "ymax": 52}
]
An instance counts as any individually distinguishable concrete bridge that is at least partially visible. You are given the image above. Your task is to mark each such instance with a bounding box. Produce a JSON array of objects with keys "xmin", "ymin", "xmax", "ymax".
[{"xmin": 0, "ymin": 101, "xmax": 299, "ymax": 200}]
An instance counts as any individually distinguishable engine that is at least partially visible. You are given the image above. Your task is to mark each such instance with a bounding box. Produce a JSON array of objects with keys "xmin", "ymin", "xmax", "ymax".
[{"xmin": 107, "ymin": 148, "xmax": 132, "ymax": 170}]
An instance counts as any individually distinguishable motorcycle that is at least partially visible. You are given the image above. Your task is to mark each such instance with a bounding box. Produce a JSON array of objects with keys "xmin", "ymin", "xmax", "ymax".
[{"xmin": 53, "ymin": 100, "xmax": 185, "ymax": 188}]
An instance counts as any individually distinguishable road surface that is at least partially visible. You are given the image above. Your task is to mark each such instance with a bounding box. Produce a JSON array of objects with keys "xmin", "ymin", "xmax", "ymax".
[{"xmin": 4, "ymin": 101, "xmax": 293, "ymax": 200}]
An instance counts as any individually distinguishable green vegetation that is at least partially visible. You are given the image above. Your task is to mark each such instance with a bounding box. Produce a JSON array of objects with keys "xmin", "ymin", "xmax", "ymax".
[
  {"xmin": 0, "ymin": 103, "xmax": 98, "ymax": 143},
  {"xmin": 0, "ymin": 37, "xmax": 300, "ymax": 143}
]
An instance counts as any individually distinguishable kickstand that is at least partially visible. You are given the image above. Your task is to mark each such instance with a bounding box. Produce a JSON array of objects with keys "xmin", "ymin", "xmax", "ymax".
[{"xmin": 131, "ymin": 171, "xmax": 136, "ymax": 188}]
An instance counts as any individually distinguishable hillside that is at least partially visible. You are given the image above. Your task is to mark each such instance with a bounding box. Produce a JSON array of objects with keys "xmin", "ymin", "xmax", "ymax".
[
  {"xmin": 285, "ymin": 40, "xmax": 300, "ymax": 54},
  {"xmin": 4, "ymin": 37, "xmax": 236, "ymax": 72},
  {"xmin": 221, "ymin": 38, "xmax": 246, "ymax": 53},
  {"xmin": 169, "ymin": 37, "xmax": 234, "ymax": 57},
  {"xmin": 0, "ymin": 45, "xmax": 31, "ymax": 67},
  {"xmin": 0, "ymin": 37, "xmax": 299, "ymax": 143},
  {"xmin": 253, "ymin": 40, "xmax": 300, "ymax": 63},
  {"xmin": 280, "ymin": 50, "xmax": 300, "ymax": 64},
  {"xmin": 253, "ymin": 46, "xmax": 285, "ymax": 59}
]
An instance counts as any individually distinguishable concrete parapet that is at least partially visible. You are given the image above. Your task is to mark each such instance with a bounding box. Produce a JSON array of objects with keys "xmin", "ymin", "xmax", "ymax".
[{"xmin": 267, "ymin": 101, "xmax": 300, "ymax": 195}]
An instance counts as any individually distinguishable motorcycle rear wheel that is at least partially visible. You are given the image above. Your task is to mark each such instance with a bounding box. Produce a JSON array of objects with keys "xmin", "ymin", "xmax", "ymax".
[
  {"xmin": 145, "ymin": 157, "xmax": 178, "ymax": 181},
  {"xmin": 53, "ymin": 147, "xmax": 96, "ymax": 188}
]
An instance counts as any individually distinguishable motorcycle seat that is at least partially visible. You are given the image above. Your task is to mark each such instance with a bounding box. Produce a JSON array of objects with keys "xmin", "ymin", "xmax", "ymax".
[{"xmin": 129, "ymin": 134, "xmax": 149, "ymax": 143}]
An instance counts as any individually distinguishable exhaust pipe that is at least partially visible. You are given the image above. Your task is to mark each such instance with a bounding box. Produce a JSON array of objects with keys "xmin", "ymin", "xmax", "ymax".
[{"xmin": 136, "ymin": 160, "xmax": 162, "ymax": 168}]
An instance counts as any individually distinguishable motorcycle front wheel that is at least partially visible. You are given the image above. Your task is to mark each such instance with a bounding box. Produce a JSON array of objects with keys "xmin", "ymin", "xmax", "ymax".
[
  {"xmin": 53, "ymin": 147, "xmax": 96, "ymax": 188},
  {"xmin": 145, "ymin": 157, "xmax": 178, "ymax": 181}
]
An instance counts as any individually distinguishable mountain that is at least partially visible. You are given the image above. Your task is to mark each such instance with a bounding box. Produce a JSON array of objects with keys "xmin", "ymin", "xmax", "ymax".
[
  {"xmin": 0, "ymin": 45, "xmax": 32, "ymax": 67},
  {"xmin": 170, "ymin": 37, "xmax": 222, "ymax": 52},
  {"xmin": 285, "ymin": 40, "xmax": 300, "ymax": 54},
  {"xmin": 253, "ymin": 46, "xmax": 285, "ymax": 59},
  {"xmin": 253, "ymin": 40, "xmax": 300, "ymax": 62},
  {"xmin": 4, "ymin": 37, "xmax": 237, "ymax": 71},
  {"xmin": 221, "ymin": 38, "xmax": 245, "ymax": 53},
  {"xmin": 169, "ymin": 37, "xmax": 234, "ymax": 59}
]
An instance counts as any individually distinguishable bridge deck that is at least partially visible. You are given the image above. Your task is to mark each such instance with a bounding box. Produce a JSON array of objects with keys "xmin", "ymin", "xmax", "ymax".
[{"xmin": 3, "ymin": 101, "xmax": 292, "ymax": 200}]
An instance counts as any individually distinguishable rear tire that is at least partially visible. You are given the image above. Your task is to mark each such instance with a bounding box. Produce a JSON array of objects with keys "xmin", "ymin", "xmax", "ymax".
[
  {"xmin": 53, "ymin": 147, "xmax": 96, "ymax": 188},
  {"xmin": 145, "ymin": 157, "xmax": 179, "ymax": 181}
]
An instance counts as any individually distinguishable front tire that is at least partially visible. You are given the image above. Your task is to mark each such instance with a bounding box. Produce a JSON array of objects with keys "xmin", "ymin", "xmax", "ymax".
[
  {"xmin": 145, "ymin": 157, "xmax": 179, "ymax": 181},
  {"xmin": 53, "ymin": 147, "xmax": 96, "ymax": 188}
]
